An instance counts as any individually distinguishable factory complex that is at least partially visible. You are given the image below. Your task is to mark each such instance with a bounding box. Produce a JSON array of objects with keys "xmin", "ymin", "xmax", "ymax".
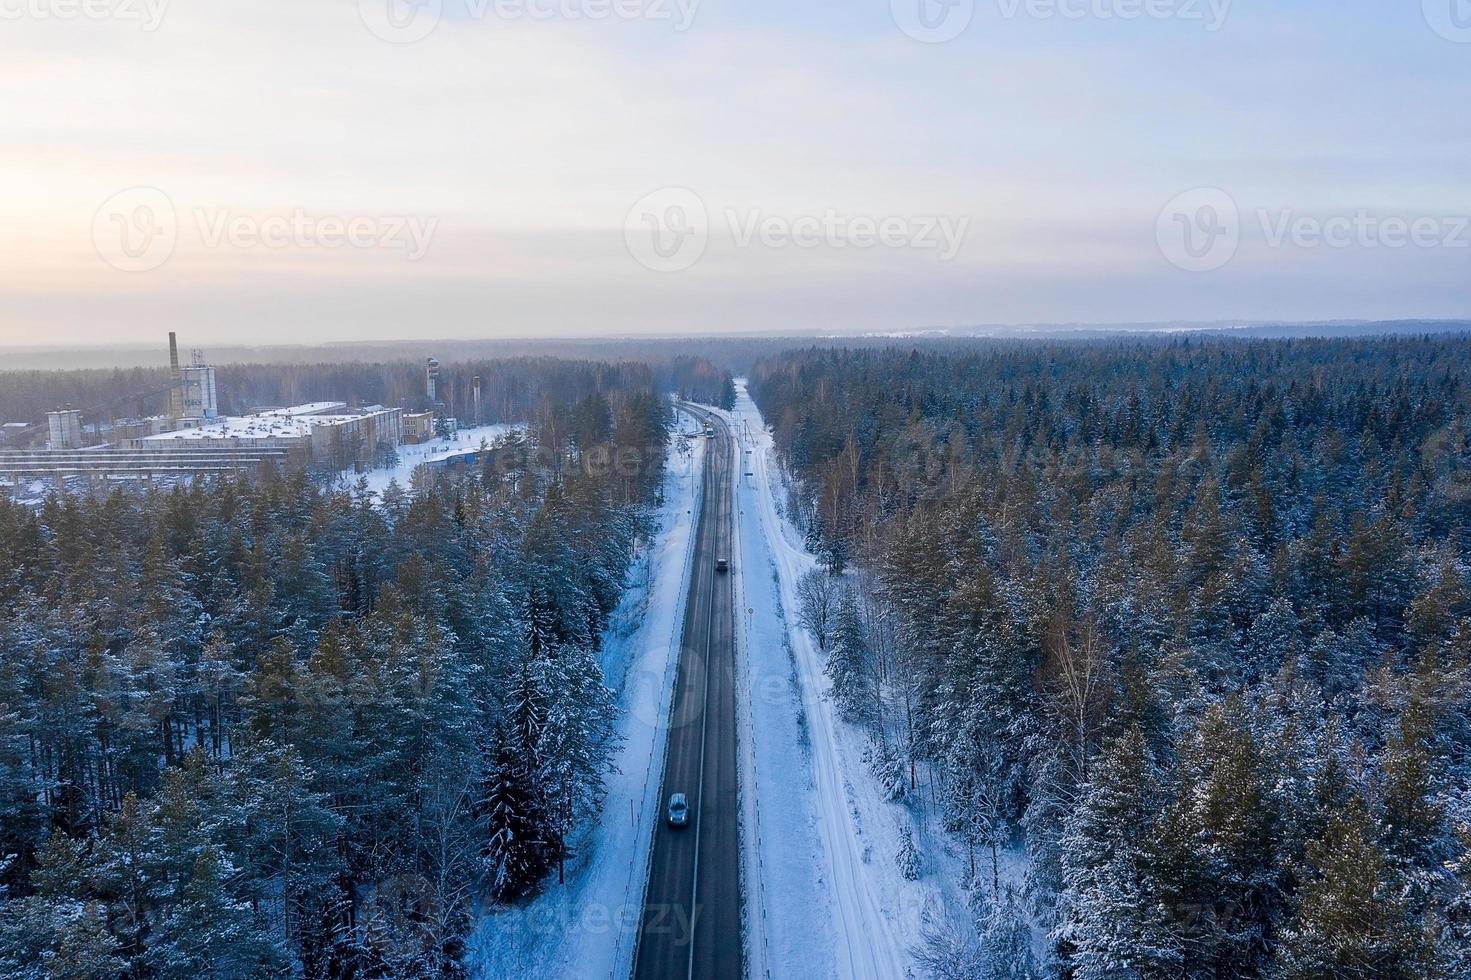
[{"xmin": 0, "ymin": 335, "xmax": 474, "ymax": 493}]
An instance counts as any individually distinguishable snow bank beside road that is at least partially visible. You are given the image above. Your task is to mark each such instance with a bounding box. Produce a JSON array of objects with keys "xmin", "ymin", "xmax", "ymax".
[
  {"xmin": 724, "ymin": 405, "xmax": 839, "ymax": 980},
  {"xmin": 716, "ymin": 382, "xmax": 956, "ymax": 980},
  {"xmin": 469, "ymin": 414, "xmax": 703, "ymax": 979}
]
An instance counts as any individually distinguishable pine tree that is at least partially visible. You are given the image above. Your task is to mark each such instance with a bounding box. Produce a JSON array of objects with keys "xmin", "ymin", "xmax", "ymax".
[
  {"xmin": 979, "ymin": 885, "xmax": 1038, "ymax": 980},
  {"xmin": 1154, "ymin": 697, "xmax": 1281, "ymax": 975},
  {"xmin": 148, "ymin": 848, "xmax": 287, "ymax": 979},
  {"xmin": 0, "ymin": 896, "xmax": 125, "ymax": 980},
  {"xmin": 532, "ymin": 644, "xmax": 621, "ymax": 884},
  {"xmin": 481, "ymin": 721, "xmax": 548, "ymax": 904},
  {"xmin": 1057, "ymin": 727, "xmax": 1182, "ymax": 980},
  {"xmin": 1279, "ymin": 799, "xmax": 1437, "ymax": 979},
  {"xmin": 1444, "ymin": 804, "xmax": 1471, "ymax": 977},
  {"xmin": 1244, "ymin": 597, "xmax": 1300, "ymax": 683},
  {"xmin": 826, "ymin": 587, "xmax": 875, "ymax": 722},
  {"xmin": 229, "ymin": 739, "xmax": 343, "ymax": 959},
  {"xmin": 897, "ymin": 826, "xmax": 921, "ymax": 881}
]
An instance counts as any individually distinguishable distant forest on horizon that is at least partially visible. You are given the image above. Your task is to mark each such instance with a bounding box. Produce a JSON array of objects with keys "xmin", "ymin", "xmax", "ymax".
[{"xmin": 2, "ymin": 318, "xmax": 1469, "ymax": 373}]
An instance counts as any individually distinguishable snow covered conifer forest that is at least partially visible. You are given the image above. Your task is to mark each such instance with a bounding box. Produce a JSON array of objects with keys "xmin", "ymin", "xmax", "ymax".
[
  {"xmin": 6, "ymin": 335, "xmax": 1471, "ymax": 978},
  {"xmin": 0, "ymin": 362, "xmax": 674, "ymax": 976},
  {"xmin": 750, "ymin": 336, "xmax": 1471, "ymax": 977}
]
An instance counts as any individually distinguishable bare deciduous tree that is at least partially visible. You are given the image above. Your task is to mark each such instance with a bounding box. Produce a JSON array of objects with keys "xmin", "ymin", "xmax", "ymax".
[{"xmin": 796, "ymin": 568, "xmax": 839, "ymax": 652}]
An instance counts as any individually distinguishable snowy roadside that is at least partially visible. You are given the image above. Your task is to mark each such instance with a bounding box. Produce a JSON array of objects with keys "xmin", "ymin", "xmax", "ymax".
[
  {"xmin": 714, "ymin": 382, "xmax": 968, "ymax": 980},
  {"xmin": 468, "ymin": 411, "xmax": 704, "ymax": 979},
  {"xmin": 724, "ymin": 403, "xmax": 839, "ymax": 980}
]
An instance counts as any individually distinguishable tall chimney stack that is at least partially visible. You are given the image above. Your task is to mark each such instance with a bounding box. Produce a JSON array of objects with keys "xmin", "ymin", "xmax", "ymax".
[
  {"xmin": 168, "ymin": 332, "xmax": 183, "ymax": 419},
  {"xmin": 473, "ymin": 376, "xmax": 482, "ymax": 427}
]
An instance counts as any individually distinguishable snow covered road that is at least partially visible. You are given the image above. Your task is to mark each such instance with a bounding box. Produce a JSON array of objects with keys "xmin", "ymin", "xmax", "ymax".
[{"xmin": 715, "ymin": 384, "xmax": 914, "ymax": 980}]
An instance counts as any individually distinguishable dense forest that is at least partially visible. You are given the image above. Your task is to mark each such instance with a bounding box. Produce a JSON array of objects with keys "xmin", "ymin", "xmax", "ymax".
[
  {"xmin": 0, "ymin": 355, "xmax": 731, "ymax": 435},
  {"xmin": 753, "ymin": 337, "xmax": 1471, "ymax": 977},
  {"xmin": 0, "ymin": 381, "xmax": 671, "ymax": 976}
]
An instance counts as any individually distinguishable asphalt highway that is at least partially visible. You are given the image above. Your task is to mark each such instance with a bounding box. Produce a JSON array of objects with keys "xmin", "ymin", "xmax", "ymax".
[{"xmin": 634, "ymin": 407, "xmax": 743, "ymax": 980}]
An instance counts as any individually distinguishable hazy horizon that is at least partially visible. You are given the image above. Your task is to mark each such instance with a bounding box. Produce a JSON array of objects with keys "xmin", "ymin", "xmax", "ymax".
[{"xmin": 3, "ymin": 1, "xmax": 1469, "ymax": 347}]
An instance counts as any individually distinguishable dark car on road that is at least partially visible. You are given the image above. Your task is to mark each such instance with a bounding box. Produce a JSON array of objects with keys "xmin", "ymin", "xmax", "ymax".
[
  {"xmin": 667, "ymin": 793, "xmax": 690, "ymax": 829},
  {"xmin": 715, "ymin": 558, "xmax": 729, "ymax": 573}
]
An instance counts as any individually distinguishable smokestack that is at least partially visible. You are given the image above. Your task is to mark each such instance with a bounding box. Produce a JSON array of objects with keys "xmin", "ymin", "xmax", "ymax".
[
  {"xmin": 168, "ymin": 332, "xmax": 183, "ymax": 419},
  {"xmin": 473, "ymin": 376, "xmax": 482, "ymax": 427}
]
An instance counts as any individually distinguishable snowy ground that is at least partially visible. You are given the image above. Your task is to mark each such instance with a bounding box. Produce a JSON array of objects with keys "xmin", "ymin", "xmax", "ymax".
[
  {"xmin": 468, "ymin": 413, "xmax": 704, "ymax": 980},
  {"xmin": 0, "ymin": 479, "xmax": 50, "ymax": 506},
  {"xmin": 720, "ymin": 407, "xmax": 839, "ymax": 979},
  {"xmin": 715, "ymin": 382, "xmax": 1005, "ymax": 980},
  {"xmin": 339, "ymin": 423, "xmax": 521, "ymax": 499}
]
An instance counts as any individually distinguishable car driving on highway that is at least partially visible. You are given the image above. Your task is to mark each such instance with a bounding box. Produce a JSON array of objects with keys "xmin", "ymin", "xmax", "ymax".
[
  {"xmin": 667, "ymin": 793, "xmax": 690, "ymax": 829},
  {"xmin": 715, "ymin": 558, "xmax": 729, "ymax": 573}
]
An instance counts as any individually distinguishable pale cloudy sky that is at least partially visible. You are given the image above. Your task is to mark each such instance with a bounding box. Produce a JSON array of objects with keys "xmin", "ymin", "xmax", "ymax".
[{"xmin": 1, "ymin": 0, "xmax": 1468, "ymax": 347}]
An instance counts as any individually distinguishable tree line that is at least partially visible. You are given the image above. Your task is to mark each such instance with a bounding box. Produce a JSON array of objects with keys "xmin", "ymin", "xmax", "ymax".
[
  {"xmin": 0, "ymin": 354, "xmax": 729, "ymax": 437},
  {"xmin": 0, "ymin": 380, "xmax": 672, "ymax": 977},
  {"xmin": 755, "ymin": 336, "xmax": 1471, "ymax": 978}
]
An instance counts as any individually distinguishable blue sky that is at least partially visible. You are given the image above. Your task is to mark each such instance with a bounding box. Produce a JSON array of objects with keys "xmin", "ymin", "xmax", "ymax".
[{"xmin": 1, "ymin": 0, "xmax": 1468, "ymax": 346}]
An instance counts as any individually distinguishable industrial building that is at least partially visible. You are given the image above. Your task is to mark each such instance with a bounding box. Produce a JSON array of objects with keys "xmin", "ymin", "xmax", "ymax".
[
  {"xmin": 47, "ymin": 410, "xmax": 83, "ymax": 450},
  {"xmin": 2, "ymin": 334, "xmax": 450, "ymax": 493},
  {"xmin": 0, "ymin": 447, "xmax": 290, "ymax": 487},
  {"xmin": 132, "ymin": 402, "xmax": 404, "ymax": 468},
  {"xmin": 108, "ymin": 416, "xmax": 175, "ymax": 442},
  {"xmin": 403, "ymin": 411, "xmax": 437, "ymax": 444},
  {"xmin": 168, "ymin": 333, "xmax": 219, "ymax": 425}
]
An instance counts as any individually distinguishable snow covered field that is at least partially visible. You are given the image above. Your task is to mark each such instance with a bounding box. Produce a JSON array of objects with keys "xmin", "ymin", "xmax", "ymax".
[
  {"xmin": 468, "ymin": 413, "xmax": 703, "ymax": 979},
  {"xmin": 340, "ymin": 423, "xmax": 521, "ymax": 499}
]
